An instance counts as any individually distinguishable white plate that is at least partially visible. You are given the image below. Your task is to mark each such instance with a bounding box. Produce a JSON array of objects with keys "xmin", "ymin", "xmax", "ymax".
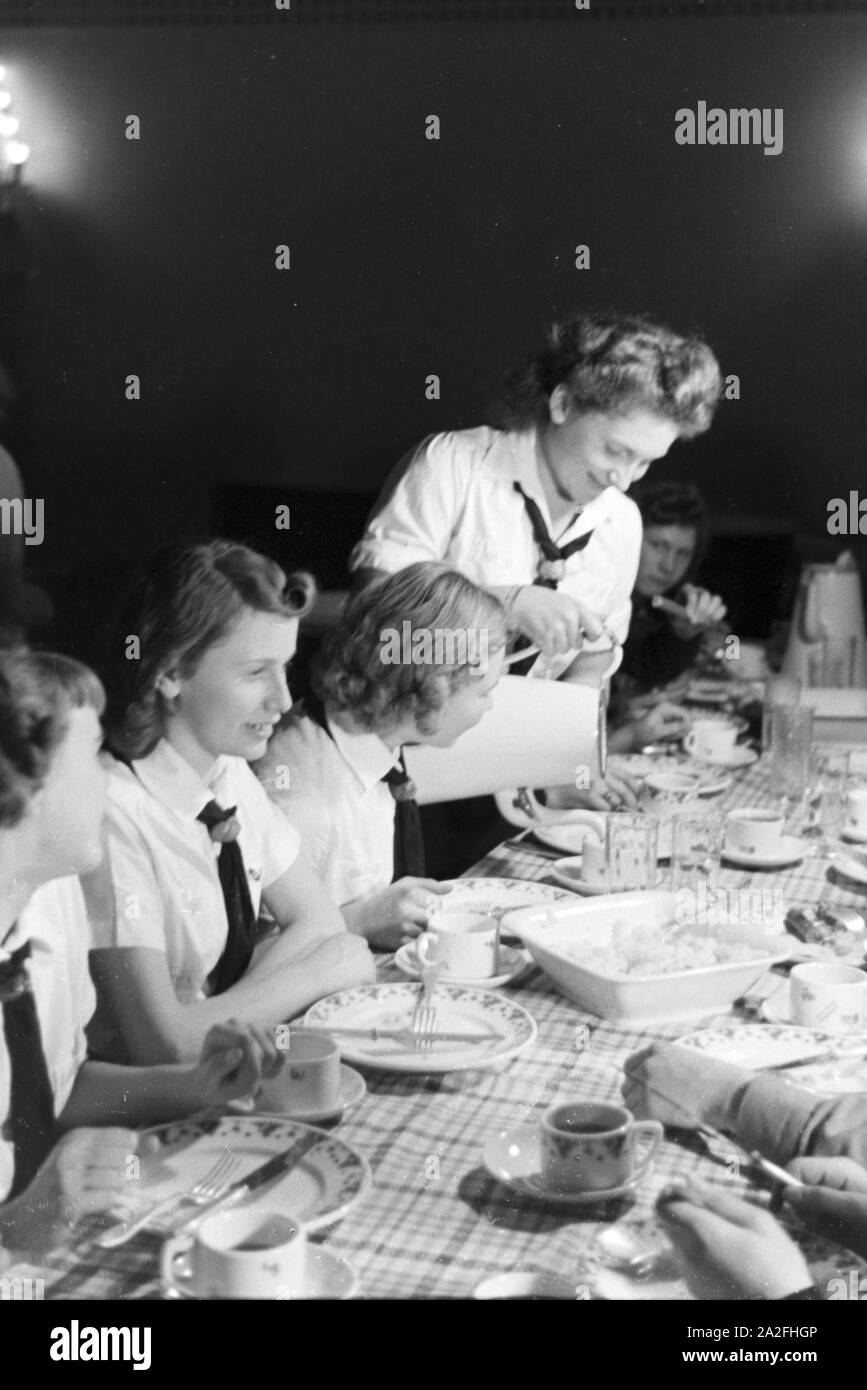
[
  {"xmin": 246, "ymin": 1064, "xmax": 367, "ymax": 1125},
  {"xmin": 303, "ymin": 982, "xmax": 538, "ymax": 1074},
  {"xmin": 685, "ymin": 679, "xmax": 734, "ymax": 704},
  {"xmin": 473, "ymin": 1270, "xmax": 582, "ymax": 1300},
  {"xmin": 685, "ymin": 745, "xmax": 758, "ymax": 769},
  {"xmin": 127, "ymin": 1116, "xmax": 370, "ymax": 1233},
  {"xmin": 721, "ymin": 835, "xmax": 807, "ymax": 869},
  {"xmin": 675, "ymin": 1021, "xmax": 846, "ymax": 1069},
  {"xmin": 162, "ymin": 1242, "xmax": 359, "ymax": 1301},
  {"xmin": 533, "ymin": 823, "xmax": 602, "ymax": 856},
  {"xmin": 483, "ymin": 1125, "xmax": 655, "ymax": 1206},
  {"xmin": 843, "ymin": 827, "xmax": 867, "ymax": 845},
  {"xmin": 425, "ymin": 877, "xmax": 574, "ymax": 918},
  {"xmin": 760, "ymin": 984, "xmax": 867, "ymax": 1040},
  {"xmin": 394, "ymin": 940, "xmax": 531, "ymax": 988}
]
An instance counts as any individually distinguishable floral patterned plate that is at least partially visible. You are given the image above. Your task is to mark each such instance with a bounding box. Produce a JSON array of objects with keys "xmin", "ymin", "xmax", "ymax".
[
  {"xmin": 304, "ymin": 982, "xmax": 538, "ymax": 1073},
  {"xmin": 126, "ymin": 1115, "xmax": 370, "ymax": 1233},
  {"xmin": 425, "ymin": 877, "xmax": 574, "ymax": 919},
  {"xmin": 675, "ymin": 1022, "xmax": 841, "ymax": 1070}
]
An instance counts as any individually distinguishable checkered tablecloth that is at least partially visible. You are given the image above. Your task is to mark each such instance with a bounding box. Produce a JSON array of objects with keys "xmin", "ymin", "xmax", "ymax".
[{"xmin": 31, "ymin": 745, "xmax": 867, "ymax": 1300}]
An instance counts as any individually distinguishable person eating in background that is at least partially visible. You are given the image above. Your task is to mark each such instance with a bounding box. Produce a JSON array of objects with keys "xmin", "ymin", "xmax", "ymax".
[
  {"xmin": 0, "ymin": 647, "xmax": 283, "ymax": 1258},
  {"xmin": 607, "ymin": 479, "xmax": 728, "ymax": 752},
  {"xmin": 256, "ymin": 563, "xmax": 507, "ymax": 949},
  {"xmin": 82, "ymin": 540, "xmax": 375, "ymax": 1067},
  {"xmin": 349, "ymin": 309, "xmax": 722, "ymax": 811}
]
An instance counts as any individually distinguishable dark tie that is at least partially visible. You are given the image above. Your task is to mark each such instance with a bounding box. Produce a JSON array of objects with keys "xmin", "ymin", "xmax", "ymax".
[
  {"xmin": 304, "ymin": 693, "xmax": 426, "ymax": 881},
  {"xmin": 511, "ymin": 483, "xmax": 595, "ymax": 675},
  {"xmin": 1, "ymin": 939, "xmax": 57, "ymax": 1199},
  {"xmin": 513, "ymin": 482, "xmax": 595, "ymax": 588},
  {"xmin": 381, "ymin": 754, "xmax": 426, "ymax": 880},
  {"xmin": 197, "ymin": 800, "xmax": 257, "ymax": 995}
]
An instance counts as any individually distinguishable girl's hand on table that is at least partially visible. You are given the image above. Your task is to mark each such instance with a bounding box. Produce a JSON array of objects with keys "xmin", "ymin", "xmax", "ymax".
[
  {"xmin": 784, "ymin": 1157, "xmax": 867, "ymax": 1260},
  {"xmin": 2, "ymin": 1128, "xmax": 138, "ymax": 1255},
  {"xmin": 345, "ymin": 878, "xmax": 451, "ymax": 950},
  {"xmin": 656, "ymin": 1178, "xmax": 812, "ymax": 1300},
  {"xmin": 622, "ymin": 1042, "xmax": 752, "ymax": 1131},
  {"xmin": 547, "ymin": 769, "xmax": 641, "ymax": 812},
  {"xmin": 190, "ymin": 1019, "xmax": 284, "ymax": 1108},
  {"xmin": 625, "ymin": 701, "xmax": 691, "ymax": 751}
]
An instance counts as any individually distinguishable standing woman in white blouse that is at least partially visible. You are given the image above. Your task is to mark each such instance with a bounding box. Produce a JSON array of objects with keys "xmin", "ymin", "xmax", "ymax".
[
  {"xmin": 350, "ymin": 309, "xmax": 722, "ymax": 813},
  {"xmin": 83, "ymin": 540, "xmax": 375, "ymax": 1066}
]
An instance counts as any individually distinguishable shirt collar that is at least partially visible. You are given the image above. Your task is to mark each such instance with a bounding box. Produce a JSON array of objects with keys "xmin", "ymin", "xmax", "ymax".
[
  {"xmin": 325, "ymin": 709, "xmax": 401, "ymax": 793},
  {"xmin": 124, "ymin": 739, "xmax": 230, "ymax": 822},
  {"xmin": 509, "ymin": 429, "xmax": 616, "ymax": 535}
]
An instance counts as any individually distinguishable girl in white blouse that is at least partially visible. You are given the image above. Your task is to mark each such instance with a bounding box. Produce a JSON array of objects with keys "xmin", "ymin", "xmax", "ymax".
[
  {"xmin": 83, "ymin": 540, "xmax": 374, "ymax": 1066},
  {"xmin": 257, "ymin": 563, "xmax": 507, "ymax": 948},
  {"xmin": 0, "ymin": 647, "xmax": 284, "ymax": 1258}
]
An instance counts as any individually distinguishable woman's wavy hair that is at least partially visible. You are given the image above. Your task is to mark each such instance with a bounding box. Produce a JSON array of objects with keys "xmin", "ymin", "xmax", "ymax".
[
  {"xmin": 632, "ymin": 478, "xmax": 711, "ymax": 581},
  {"xmin": 0, "ymin": 646, "xmax": 105, "ymax": 829},
  {"xmin": 104, "ymin": 539, "xmax": 315, "ymax": 761},
  {"xmin": 489, "ymin": 309, "xmax": 722, "ymax": 438},
  {"xmin": 312, "ymin": 563, "xmax": 506, "ymax": 737}
]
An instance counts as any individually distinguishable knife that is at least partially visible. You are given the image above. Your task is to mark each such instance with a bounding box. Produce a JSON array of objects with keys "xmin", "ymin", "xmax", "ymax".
[
  {"xmin": 321, "ymin": 1026, "xmax": 499, "ymax": 1044},
  {"xmin": 172, "ymin": 1130, "xmax": 322, "ymax": 1236}
]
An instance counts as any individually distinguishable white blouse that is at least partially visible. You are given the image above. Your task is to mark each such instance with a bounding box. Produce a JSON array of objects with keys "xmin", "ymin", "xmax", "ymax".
[
  {"xmin": 82, "ymin": 740, "xmax": 301, "ymax": 1011},
  {"xmin": 0, "ymin": 877, "xmax": 96, "ymax": 1202},
  {"xmin": 256, "ymin": 710, "xmax": 401, "ymax": 909},
  {"xmin": 349, "ymin": 425, "xmax": 642, "ymax": 675}
]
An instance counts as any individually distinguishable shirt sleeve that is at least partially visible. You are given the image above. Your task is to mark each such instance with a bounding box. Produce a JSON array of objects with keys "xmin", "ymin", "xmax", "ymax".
[
  {"xmin": 348, "ymin": 433, "xmax": 471, "ymax": 573},
  {"xmin": 79, "ymin": 799, "xmax": 170, "ymax": 953},
  {"xmin": 242, "ymin": 769, "xmax": 301, "ymax": 890},
  {"xmin": 732, "ymin": 1074, "xmax": 867, "ymax": 1167}
]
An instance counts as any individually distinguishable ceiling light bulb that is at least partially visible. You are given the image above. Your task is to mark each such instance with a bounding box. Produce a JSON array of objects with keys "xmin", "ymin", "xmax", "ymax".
[
  {"xmin": 5, "ymin": 140, "xmax": 29, "ymax": 165},
  {"xmin": 0, "ymin": 92, "xmax": 10, "ymax": 111},
  {"xmin": 0, "ymin": 115, "xmax": 19, "ymax": 137}
]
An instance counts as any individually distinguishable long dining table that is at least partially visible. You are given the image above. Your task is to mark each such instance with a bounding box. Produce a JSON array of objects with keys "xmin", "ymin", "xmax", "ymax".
[{"xmin": 21, "ymin": 743, "xmax": 867, "ymax": 1301}]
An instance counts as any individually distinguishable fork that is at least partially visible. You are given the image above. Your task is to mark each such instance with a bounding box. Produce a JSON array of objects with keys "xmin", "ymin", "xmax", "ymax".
[
  {"xmin": 410, "ymin": 963, "xmax": 440, "ymax": 1051},
  {"xmin": 97, "ymin": 1151, "xmax": 243, "ymax": 1248}
]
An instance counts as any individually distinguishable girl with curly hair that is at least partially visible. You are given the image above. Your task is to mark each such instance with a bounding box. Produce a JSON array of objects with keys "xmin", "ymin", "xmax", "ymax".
[
  {"xmin": 351, "ymin": 309, "xmax": 722, "ymax": 813},
  {"xmin": 256, "ymin": 563, "xmax": 506, "ymax": 949},
  {"xmin": 82, "ymin": 539, "xmax": 374, "ymax": 1066}
]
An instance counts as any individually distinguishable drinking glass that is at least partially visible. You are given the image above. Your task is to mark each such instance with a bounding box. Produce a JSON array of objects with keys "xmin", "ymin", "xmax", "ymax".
[
  {"xmin": 801, "ymin": 749, "xmax": 848, "ymax": 839},
  {"xmin": 806, "ymin": 637, "xmax": 856, "ymax": 689},
  {"xmin": 604, "ymin": 814, "xmax": 659, "ymax": 892},
  {"xmin": 670, "ymin": 811, "xmax": 723, "ymax": 913},
  {"xmin": 768, "ymin": 705, "xmax": 814, "ymax": 798},
  {"xmin": 760, "ymin": 674, "xmax": 802, "ymax": 752}
]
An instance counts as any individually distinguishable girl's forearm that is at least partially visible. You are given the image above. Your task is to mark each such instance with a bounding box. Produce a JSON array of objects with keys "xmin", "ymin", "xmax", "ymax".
[{"xmin": 57, "ymin": 1060, "xmax": 198, "ymax": 1130}]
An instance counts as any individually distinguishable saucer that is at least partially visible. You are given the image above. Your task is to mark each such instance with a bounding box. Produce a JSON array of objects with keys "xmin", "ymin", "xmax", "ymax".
[
  {"xmin": 473, "ymin": 1270, "xmax": 582, "ymax": 1300},
  {"xmin": 721, "ymin": 835, "xmax": 807, "ymax": 869},
  {"xmin": 843, "ymin": 827, "xmax": 867, "ymax": 845},
  {"xmin": 162, "ymin": 1242, "xmax": 359, "ymax": 1300},
  {"xmin": 550, "ymin": 856, "xmax": 667, "ymax": 895},
  {"xmin": 394, "ymin": 940, "xmax": 531, "ymax": 988},
  {"xmin": 685, "ymin": 745, "xmax": 758, "ymax": 769},
  {"xmin": 482, "ymin": 1125, "xmax": 653, "ymax": 1206},
  {"xmin": 251, "ymin": 1064, "xmax": 367, "ymax": 1124}
]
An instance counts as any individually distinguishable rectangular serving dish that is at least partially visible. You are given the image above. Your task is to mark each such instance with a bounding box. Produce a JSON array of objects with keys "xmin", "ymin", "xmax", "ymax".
[{"xmin": 503, "ymin": 891, "xmax": 789, "ymax": 1026}]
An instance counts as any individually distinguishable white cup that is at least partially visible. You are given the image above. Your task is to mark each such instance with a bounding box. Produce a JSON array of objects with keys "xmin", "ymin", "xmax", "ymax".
[
  {"xmin": 416, "ymin": 912, "xmax": 499, "ymax": 978},
  {"xmin": 161, "ymin": 1208, "xmax": 307, "ymax": 1300},
  {"xmin": 684, "ymin": 719, "xmax": 739, "ymax": 761},
  {"xmin": 724, "ymin": 807, "xmax": 785, "ymax": 857},
  {"xmin": 845, "ymin": 788, "xmax": 867, "ymax": 837},
  {"xmin": 790, "ymin": 962, "xmax": 867, "ymax": 1034},
  {"xmin": 256, "ymin": 1028, "xmax": 341, "ymax": 1114}
]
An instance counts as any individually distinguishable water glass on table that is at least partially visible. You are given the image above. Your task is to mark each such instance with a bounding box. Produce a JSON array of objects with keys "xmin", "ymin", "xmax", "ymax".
[
  {"xmin": 801, "ymin": 748, "xmax": 848, "ymax": 839},
  {"xmin": 602, "ymin": 813, "xmax": 659, "ymax": 891},
  {"xmin": 767, "ymin": 704, "xmax": 813, "ymax": 799},
  {"xmin": 670, "ymin": 810, "xmax": 723, "ymax": 918},
  {"xmin": 760, "ymin": 674, "xmax": 802, "ymax": 752}
]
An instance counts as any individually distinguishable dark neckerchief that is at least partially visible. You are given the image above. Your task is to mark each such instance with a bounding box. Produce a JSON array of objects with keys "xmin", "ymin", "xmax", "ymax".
[
  {"xmin": 303, "ymin": 692, "xmax": 425, "ymax": 880},
  {"xmin": 1, "ymin": 934, "xmax": 58, "ymax": 1198}
]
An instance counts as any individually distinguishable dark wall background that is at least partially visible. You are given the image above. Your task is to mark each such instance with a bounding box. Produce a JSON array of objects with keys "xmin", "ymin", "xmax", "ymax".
[{"xmin": 0, "ymin": 8, "xmax": 865, "ymax": 627}]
